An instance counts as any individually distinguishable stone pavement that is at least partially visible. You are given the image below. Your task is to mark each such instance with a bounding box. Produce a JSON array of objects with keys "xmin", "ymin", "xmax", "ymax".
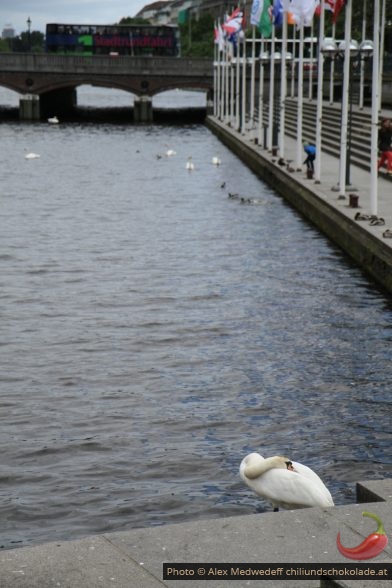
[{"xmin": 0, "ymin": 480, "xmax": 391, "ymax": 588}]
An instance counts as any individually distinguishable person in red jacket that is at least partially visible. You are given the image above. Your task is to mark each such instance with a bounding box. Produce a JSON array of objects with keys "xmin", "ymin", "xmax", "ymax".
[{"xmin": 377, "ymin": 118, "xmax": 392, "ymax": 175}]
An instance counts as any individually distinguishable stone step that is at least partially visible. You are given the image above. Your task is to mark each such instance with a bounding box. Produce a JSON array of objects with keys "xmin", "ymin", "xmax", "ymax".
[
  {"xmin": 1, "ymin": 478, "xmax": 391, "ymax": 587},
  {"xmin": 253, "ymin": 99, "xmax": 391, "ymax": 179}
]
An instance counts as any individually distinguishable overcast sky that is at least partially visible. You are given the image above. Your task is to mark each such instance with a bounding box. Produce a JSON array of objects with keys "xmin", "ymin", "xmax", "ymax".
[{"xmin": 0, "ymin": 0, "xmax": 151, "ymax": 36}]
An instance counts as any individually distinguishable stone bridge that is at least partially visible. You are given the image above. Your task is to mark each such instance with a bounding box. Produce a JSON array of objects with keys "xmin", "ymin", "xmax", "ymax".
[{"xmin": 0, "ymin": 54, "xmax": 214, "ymax": 121}]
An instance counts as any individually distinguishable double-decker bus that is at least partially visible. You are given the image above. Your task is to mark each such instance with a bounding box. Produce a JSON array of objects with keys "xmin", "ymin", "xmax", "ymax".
[{"xmin": 45, "ymin": 23, "xmax": 181, "ymax": 57}]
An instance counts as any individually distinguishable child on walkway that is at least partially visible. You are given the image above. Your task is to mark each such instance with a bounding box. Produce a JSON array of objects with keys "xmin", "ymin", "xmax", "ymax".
[
  {"xmin": 377, "ymin": 118, "xmax": 392, "ymax": 175},
  {"xmin": 303, "ymin": 142, "xmax": 316, "ymax": 173}
]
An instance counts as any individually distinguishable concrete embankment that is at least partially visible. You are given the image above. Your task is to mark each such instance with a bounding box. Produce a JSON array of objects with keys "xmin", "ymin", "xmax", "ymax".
[
  {"xmin": 205, "ymin": 116, "xmax": 392, "ymax": 296},
  {"xmin": 0, "ymin": 479, "xmax": 391, "ymax": 587}
]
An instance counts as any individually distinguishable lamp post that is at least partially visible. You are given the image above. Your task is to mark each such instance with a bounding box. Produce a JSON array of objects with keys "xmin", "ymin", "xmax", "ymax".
[
  {"xmin": 321, "ymin": 38, "xmax": 373, "ymax": 191},
  {"xmin": 27, "ymin": 16, "xmax": 31, "ymax": 51}
]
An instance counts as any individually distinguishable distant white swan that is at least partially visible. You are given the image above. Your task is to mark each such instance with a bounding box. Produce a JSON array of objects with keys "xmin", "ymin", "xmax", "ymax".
[
  {"xmin": 165, "ymin": 148, "xmax": 176, "ymax": 157},
  {"xmin": 212, "ymin": 156, "xmax": 221, "ymax": 166},
  {"xmin": 25, "ymin": 152, "xmax": 40, "ymax": 159},
  {"xmin": 48, "ymin": 116, "xmax": 59, "ymax": 124},
  {"xmin": 239, "ymin": 453, "xmax": 334, "ymax": 511},
  {"xmin": 185, "ymin": 156, "xmax": 195, "ymax": 171},
  {"xmin": 186, "ymin": 156, "xmax": 195, "ymax": 171}
]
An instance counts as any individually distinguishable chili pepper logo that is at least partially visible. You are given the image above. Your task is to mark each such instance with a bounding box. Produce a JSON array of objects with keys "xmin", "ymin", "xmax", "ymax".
[{"xmin": 337, "ymin": 511, "xmax": 388, "ymax": 560}]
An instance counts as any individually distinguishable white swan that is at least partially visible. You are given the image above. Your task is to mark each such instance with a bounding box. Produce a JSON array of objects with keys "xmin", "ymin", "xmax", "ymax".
[
  {"xmin": 212, "ymin": 156, "xmax": 221, "ymax": 166},
  {"xmin": 186, "ymin": 156, "xmax": 195, "ymax": 171},
  {"xmin": 165, "ymin": 148, "xmax": 176, "ymax": 157},
  {"xmin": 25, "ymin": 152, "xmax": 40, "ymax": 159},
  {"xmin": 239, "ymin": 453, "xmax": 334, "ymax": 511},
  {"xmin": 48, "ymin": 116, "xmax": 59, "ymax": 124}
]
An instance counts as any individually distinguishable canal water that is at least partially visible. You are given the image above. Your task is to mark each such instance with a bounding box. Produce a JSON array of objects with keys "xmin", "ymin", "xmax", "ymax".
[{"xmin": 0, "ymin": 87, "xmax": 391, "ymax": 550}]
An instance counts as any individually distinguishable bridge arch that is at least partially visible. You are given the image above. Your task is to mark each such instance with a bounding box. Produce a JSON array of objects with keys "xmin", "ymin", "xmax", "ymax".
[
  {"xmin": 15, "ymin": 75, "xmax": 212, "ymax": 98},
  {"xmin": 0, "ymin": 54, "xmax": 213, "ymax": 121}
]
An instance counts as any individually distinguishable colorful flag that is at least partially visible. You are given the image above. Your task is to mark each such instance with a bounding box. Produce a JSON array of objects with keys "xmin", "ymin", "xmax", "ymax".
[
  {"xmin": 331, "ymin": 0, "xmax": 345, "ymax": 23},
  {"xmin": 214, "ymin": 22, "xmax": 225, "ymax": 52},
  {"xmin": 251, "ymin": 0, "xmax": 264, "ymax": 27},
  {"xmin": 259, "ymin": 0, "xmax": 272, "ymax": 37},
  {"xmin": 282, "ymin": 0, "xmax": 320, "ymax": 27},
  {"xmin": 287, "ymin": 12, "xmax": 296, "ymax": 24},
  {"xmin": 178, "ymin": 9, "xmax": 188, "ymax": 25},
  {"xmin": 222, "ymin": 7, "xmax": 244, "ymax": 36},
  {"xmin": 272, "ymin": 0, "xmax": 284, "ymax": 28},
  {"xmin": 315, "ymin": 1, "xmax": 334, "ymax": 16},
  {"xmin": 316, "ymin": 1, "xmax": 345, "ymax": 19}
]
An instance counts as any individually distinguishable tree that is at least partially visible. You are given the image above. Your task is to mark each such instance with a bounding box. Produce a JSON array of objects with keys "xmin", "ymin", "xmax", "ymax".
[
  {"xmin": 0, "ymin": 38, "xmax": 11, "ymax": 52},
  {"xmin": 179, "ymin": 13, "xmax": 214, "ymax": 58},
  {"xmin": 9, "ymin": 30, "xmax": 44, "ymax": 52},
  {"xmin": 118, "ymin": 17, "xmax": 150, "ymax": 25}
]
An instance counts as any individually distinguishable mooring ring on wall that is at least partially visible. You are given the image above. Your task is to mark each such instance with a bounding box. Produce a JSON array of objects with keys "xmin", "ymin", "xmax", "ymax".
[
  {"xmin": 140, "ymin": 80, "xmax": 149, "ymax": 92},
  {"xmin": 25, "ymin": 78, "xmax": 34, "ymax": 87}
]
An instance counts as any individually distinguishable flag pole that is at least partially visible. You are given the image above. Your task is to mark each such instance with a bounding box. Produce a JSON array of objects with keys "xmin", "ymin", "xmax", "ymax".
[
  {"xmin": 359, "ymin": 0, "xmax": 367, "ymax": 110},
  {"xmin": 378, "ymin": 0, "xmax": 386, "ymax": 113},
  {"xmin": 268, "ymin": 28, "xmax": 276, "ymax": 151},
  {"xmin": 279, "ymin": 11, "xmax": 288, "ymax": 158},
  {"xmin": 329, "ymin": 22, "xmax": 336, "ymax": 105},
  {"xmin": 337, "ymin": 0, "xmax": 352, "ymax": 199},
  {"xmin": 236, "ymin": 37, "xmax": 241, "ymax": 130},
  {"xmin": 258, "ymin": 37, "xmax": 265, "ymax": 146},
  {"xmin": 370, "ymin": 0, "xmax": 380, "ymax": 216},
  {"xmin": 230, "ymin": 47, "xmax": 235, "ymax": 125},
  {"xmin": 296, "ymin": 24, "xmax": 304, "ymax": 170},
  {"xmin": 308, "ymin": 23, "xmax": 314, "ymax": 101},
  {"xmin": 315, "ymin": 0, "xmax": 325, "ymax": 183},
  {"xmin": 225, "ymin": 40, "xmax": 231, "ymax": 123},
  {"xmin": 222, "ymin": 36, "xmax": 227, "ymax": 122},
  {"xmin": 213, "ymin": 22, "xmax": 218, "ymax": 117},
  {"xmin": 241, "ymin": 30, "xmax": 247, "ymax": 134},
  {"xmin": 217, "ymin": 32, "xmax": 222, "ymax": 119},
  {"xmin": 250, "ymin": 26, "xmax": 256, "ymax": 132},
  {"xmin": 290, "ymin": 22, "xmax": 296, "ymax": 98}
]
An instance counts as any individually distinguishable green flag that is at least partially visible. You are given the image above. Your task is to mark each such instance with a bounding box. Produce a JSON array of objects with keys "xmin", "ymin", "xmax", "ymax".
[
  {"xmin": 178, "ymin": 9, "xmax": 189, "ymax": 25},
  {"xmin": 258, "ymin": 0, "xmax": 272, "ymax": 38}
]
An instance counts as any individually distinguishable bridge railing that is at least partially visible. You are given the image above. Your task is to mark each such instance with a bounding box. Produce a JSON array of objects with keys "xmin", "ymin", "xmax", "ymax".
[{"xmin": 0, "ymin": 53, "xmax": 213, "ymax": 76}]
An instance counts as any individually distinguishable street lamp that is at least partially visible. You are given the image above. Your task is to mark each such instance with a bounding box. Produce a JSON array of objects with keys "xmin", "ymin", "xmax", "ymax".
[
  {"xmin": 321, "ymin": 38, "xmax": 373, "ymax": 189},
  {"xmin": 27, "ymin": 16, "xmax": 31, "ymax": 51}
]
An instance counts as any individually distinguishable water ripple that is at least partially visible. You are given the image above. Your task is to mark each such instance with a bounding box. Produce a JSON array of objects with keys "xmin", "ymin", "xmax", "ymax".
[{"xmin": 0, "ymin": 93, "xmax": 391, "ymax": 549}]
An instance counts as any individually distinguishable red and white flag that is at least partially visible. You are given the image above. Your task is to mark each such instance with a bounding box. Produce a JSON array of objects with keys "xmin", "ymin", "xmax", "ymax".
[
  {"xmin": 324, "ymin": 0, "xmax": 346, "ymax": 23},
  {"xmin": 222, "ymin": 7, "xmax": 245, "ymax": 35},
  {"xmin": 214, "ymin": 22, "xmax": 225, "ymax": 52}
]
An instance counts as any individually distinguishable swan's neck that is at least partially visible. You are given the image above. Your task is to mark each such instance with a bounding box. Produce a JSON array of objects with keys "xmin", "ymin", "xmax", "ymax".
[{"xmin": 244, "ymin": 456, "xmax": 287, "ymax": 480}]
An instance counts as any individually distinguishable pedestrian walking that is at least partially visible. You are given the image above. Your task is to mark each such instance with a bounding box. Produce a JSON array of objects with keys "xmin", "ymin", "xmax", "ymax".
[{"xmin": 377, "ymin": 118, "xmax": 392, "ymax": 175}]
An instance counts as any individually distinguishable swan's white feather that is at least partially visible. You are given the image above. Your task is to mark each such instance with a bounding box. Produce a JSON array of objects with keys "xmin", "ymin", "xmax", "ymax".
[{"xmin": 239, "ymin": 453, "xmax": 334, "ymax": 510}]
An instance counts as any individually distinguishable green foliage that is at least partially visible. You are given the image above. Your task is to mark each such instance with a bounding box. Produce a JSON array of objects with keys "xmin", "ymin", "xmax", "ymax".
[
  {"xmin": 0, "ymin": 38, "xmax": 11, "ymax": 52},
  {"xmin": 352, "ymin": 0, "xmax": 392, "ymax": 39},
  {"xmin": 179, "ymin": 13, "xmax": 214, "ymax": 57},
  {"xmin": 118, "ymin": 17, "xmax": 151, "ymax": 25},
  {"xmin": 8, "ymin": 30, "xmax": 44, "ymax": 52}
]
